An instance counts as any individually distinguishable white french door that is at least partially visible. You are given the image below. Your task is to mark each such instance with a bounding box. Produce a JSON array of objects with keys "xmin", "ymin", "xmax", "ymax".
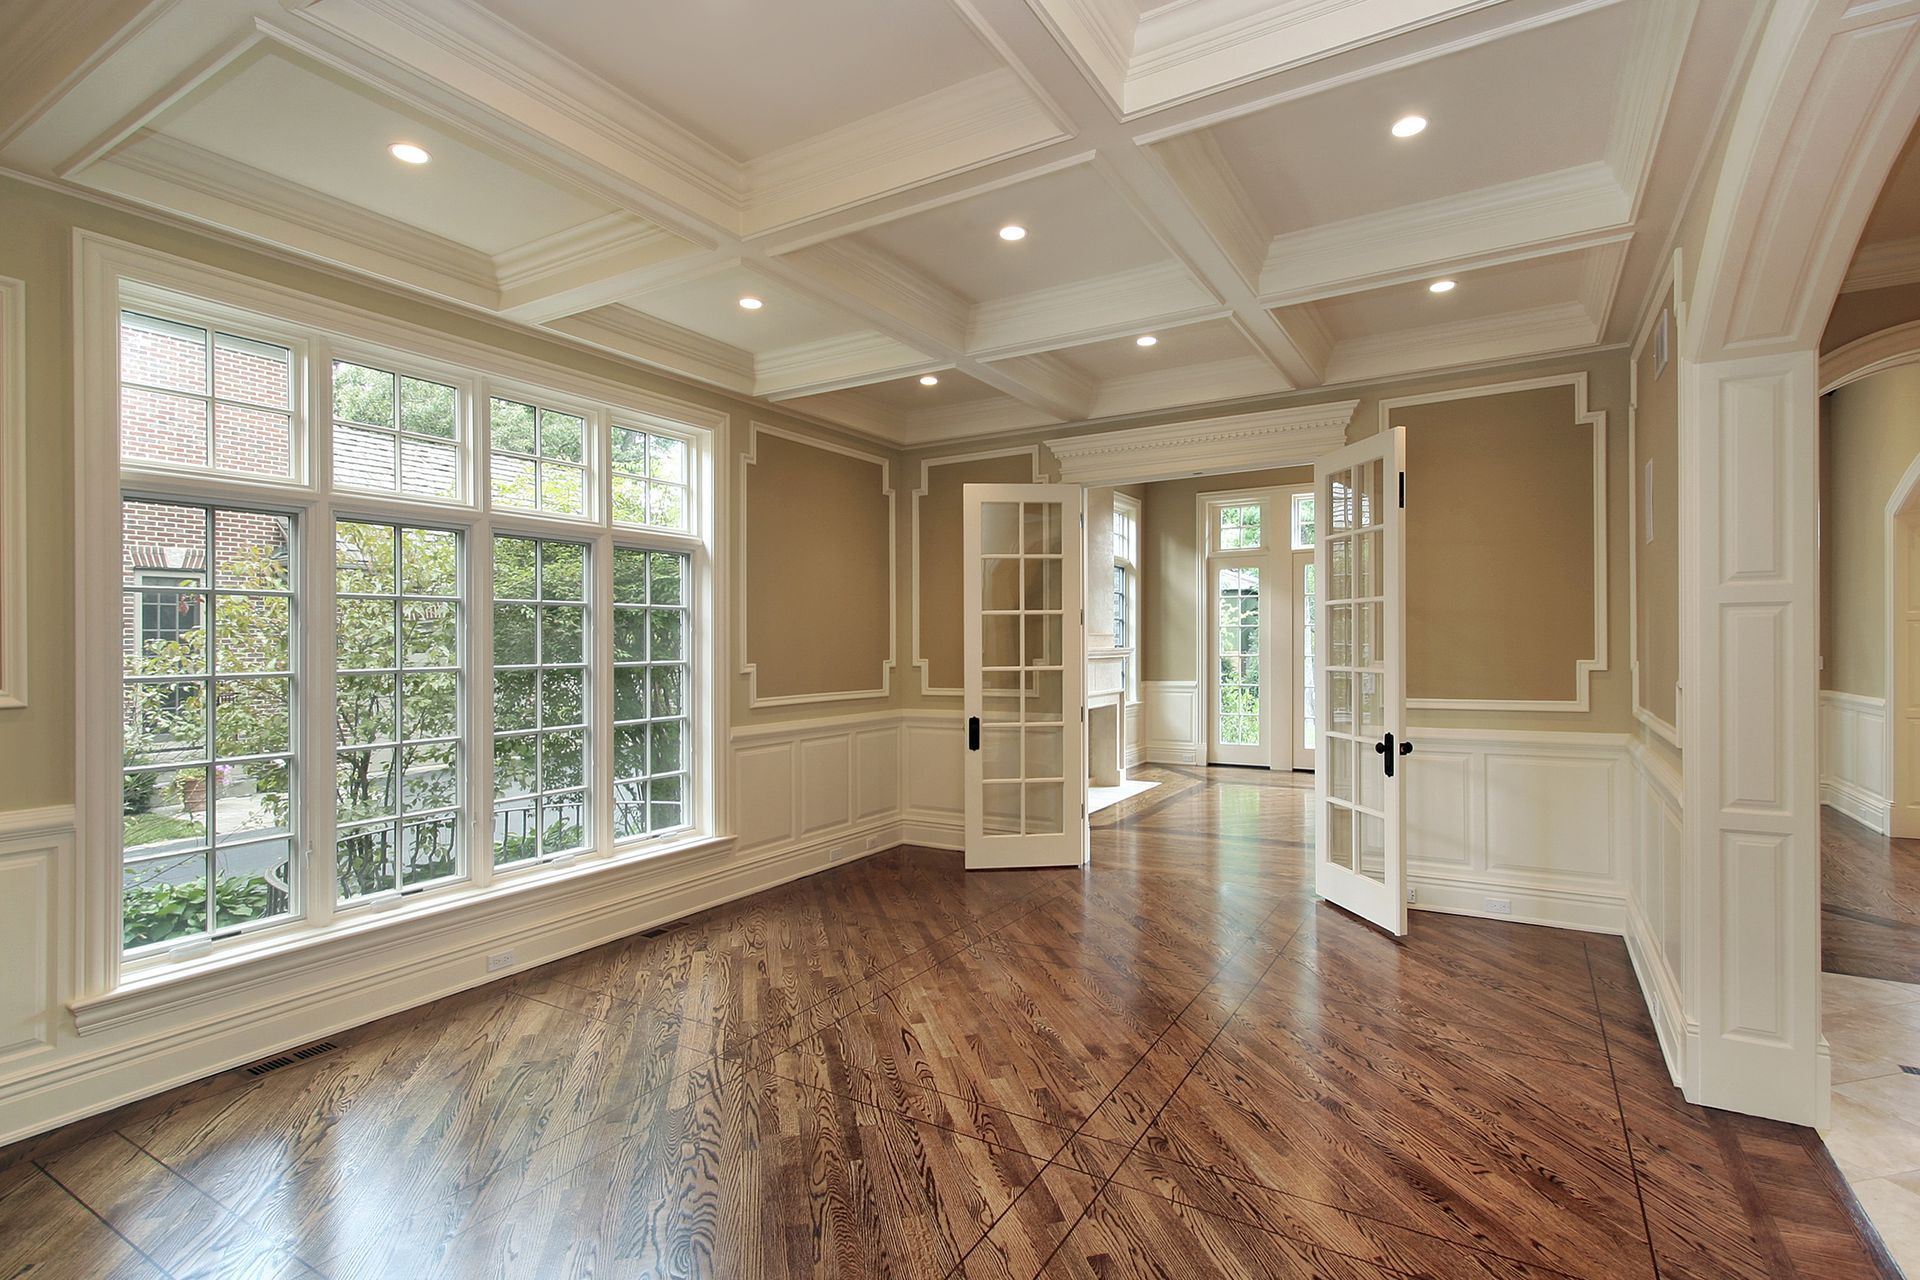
[
  {"xmin": 1314, "ymin": 429, "xmax": 1409, "ymax": 935},
  {"xmin": 1292, "ymin": 549, "xmax": 1317, "ymax": 771},
  {"xmin": 1209, "ymin": 559, "xmax": 1271, "ymax": 766},
  {"xmin": 962, "ymin": 483, "xmax": 1087, "ymax": 869}
]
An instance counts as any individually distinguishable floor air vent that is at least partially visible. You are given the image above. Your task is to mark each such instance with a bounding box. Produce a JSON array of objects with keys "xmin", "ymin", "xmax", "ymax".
[
  {"xmin": 246, "ymin": 1041, "xmax": 341, "ymax": 1076},
  {"xmin": 1902, "ymin": 1064, "xmax": 1919, "ymax": 1076}
]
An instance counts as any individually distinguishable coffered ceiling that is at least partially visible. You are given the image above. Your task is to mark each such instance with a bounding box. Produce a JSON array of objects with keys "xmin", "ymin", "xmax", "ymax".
[{"xmin": 0, "ymin": 0, "xmax": 1761, "ymax": 445}]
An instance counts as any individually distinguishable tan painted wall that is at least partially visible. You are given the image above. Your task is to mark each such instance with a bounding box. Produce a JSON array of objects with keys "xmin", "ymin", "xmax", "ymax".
[
  {"xmin": 0, "ymin": 176, "xmax": 900, "ymax": 811},
  {"xmin": 1386, "ymin": 382, "xmax": 1598, "ymax": 704},
  {"xmin": 1634, "ymin": 286, "xmax": 1682, "ymax": 730},
  {"xmin": 1820, "ymin": 362, "xmax": 1920, "ymax": 698},
  {"xmin": 740, "ymin": 429, "xmax": 893, "ymax": 702},
  {"xmin": 903, "ymin": 450, "xmax": 1038, "ymax": 698},
  {"xmin": 1140, "ymin": 467, "xmax": 1310, "ymax": 683}
]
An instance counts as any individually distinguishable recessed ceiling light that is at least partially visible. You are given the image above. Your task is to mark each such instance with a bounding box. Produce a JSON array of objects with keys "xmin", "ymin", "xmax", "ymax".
[
  {"xmin": 388, "ymin": 142, "xmax": 432, "ymax": 165},
  {"xmin": 919, "ymin": 375, "xmax": 940, "ymax": 386},
  {"xmin": 1428, "ymin": 279, "xmax": 1456, "ymax": 294},
  {"xmin": 1135, "ymin": 335, "xmax": 1158, "ymax": 347},
  {"xmin": 738, "ymin": 295, "xmax": 764, "ymax": 310},
  {"xmin": 998, "ymin": 224, "xmax": 1027, "ymax": 242},
  {"xmin": 1391, "ymin": 115, "xmax": 1428, "ymax": 139}
]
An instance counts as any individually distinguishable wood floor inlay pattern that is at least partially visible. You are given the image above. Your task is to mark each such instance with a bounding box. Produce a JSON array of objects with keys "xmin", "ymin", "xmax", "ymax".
[{"xmin": 0, "ymin": 766, "xmax": 1894, "ymax": 1277}]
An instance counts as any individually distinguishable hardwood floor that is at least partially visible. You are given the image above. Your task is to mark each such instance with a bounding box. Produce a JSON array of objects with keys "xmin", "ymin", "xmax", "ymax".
[
  {"xmin": 1822, "ymin": 806, "xmax": 1920, "ymax": 984},
  {"xmin": 0, "ymin": 766, "xmax": 1896, "ymax": 1278}
]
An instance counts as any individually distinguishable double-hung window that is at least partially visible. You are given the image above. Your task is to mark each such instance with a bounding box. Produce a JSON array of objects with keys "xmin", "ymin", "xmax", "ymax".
[{"xmin": 100, "ymin": 254, "xmax": 715, "ymax": 975}]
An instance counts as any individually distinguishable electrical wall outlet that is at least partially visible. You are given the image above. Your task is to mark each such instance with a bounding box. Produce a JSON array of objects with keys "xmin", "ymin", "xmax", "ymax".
[
  {"xmin": 1482, "ymin": 897, "xmax": 1513, "ymax": 915},
  {"xmin": 485, "ymin": 950, "xmax": 514, "ymax": 973},
  {"xmin": 1406, "ymin": 886, "xmax": 1416, "ymax": 904}
]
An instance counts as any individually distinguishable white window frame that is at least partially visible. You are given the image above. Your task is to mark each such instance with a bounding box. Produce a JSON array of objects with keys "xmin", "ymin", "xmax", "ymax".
[
  {"xmin": 1112, "ymin": 493, "xmax": 1141, "ymax": 706},
  {"xmin": 74, "ymin": 234, "xmax": 730, "ymax": 1000}
]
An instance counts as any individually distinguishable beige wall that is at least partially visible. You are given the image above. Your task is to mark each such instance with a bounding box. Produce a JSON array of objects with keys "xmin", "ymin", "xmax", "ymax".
[
  {"xmin": 0, "ymin": 176, "xmax": 900, "ymax": 810},
  {"xmin": 903, "ymin": 449, "xmax": 1038, "ymax": 698},
  {"xmin": 1633, "ymin": 286, "xmax": 1682, "ymax": 730},
  {"xmin": 740, "ymin": 429, "xmax": 893, "ymax": 703},
  {"xmin": 1821, "ymin": 362, "xmax": 1920, "ymax": 698},
  {"xmin": 1387, "ymin": 382, "xmax": 1598, "ymax": 704},
  {"xmin": 1140, "ymin": 467, "xmax": 1310, "ymax": 683}
]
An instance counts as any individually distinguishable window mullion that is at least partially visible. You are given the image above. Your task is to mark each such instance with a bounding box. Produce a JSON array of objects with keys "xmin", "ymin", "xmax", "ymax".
[
  {"xmin": 304, "ymin": 503, "xmax": 339, "ymax": 931},
  {"xmin": 468, "ymin": 528, "xmax": 497, "ymax": 891}
]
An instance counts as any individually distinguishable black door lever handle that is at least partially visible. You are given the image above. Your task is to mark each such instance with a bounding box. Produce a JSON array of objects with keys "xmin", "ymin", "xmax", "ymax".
[
  {"xmin": 1374, "ymin": 732, "xmax": 1410, "ymax": 778},
  {"xmin": 968, "ymin": 716, "xmax": 981, "ymax": 751}
]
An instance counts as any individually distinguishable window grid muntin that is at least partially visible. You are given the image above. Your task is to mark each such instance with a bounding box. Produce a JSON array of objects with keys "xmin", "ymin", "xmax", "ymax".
[
  {"xmin": 611, "ymin": 545, "xmax": 692, "ymax": 843},
  {"xmin": 121, "ymin": 498, "xmax": 300, "ymax": 954},
  {"xmin": 330, "ymin": 357, "xmax": 463, "ymax": 503},
  {"xmin": 610, "ymin": 424, "xmax": 693, "ymax": 534},
  {"xmin": 490, "ymin": 395, "xmax": 592, "ymax": 520},
  {"xmin": 118, "ymin": 309, "xmax": 298, "ymax": 482},
  {"xmin": 333, "ymin": 520, "xmax": 465, "ymax": 903},
  {"xmin": 493, "ymin": 535, "xmax": 592, "ymax": 867}
]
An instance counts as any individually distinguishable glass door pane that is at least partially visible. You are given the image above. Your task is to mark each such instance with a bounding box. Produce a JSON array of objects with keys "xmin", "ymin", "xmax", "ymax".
[
  {"xmin": 1214, "ymin": 566, "xmax": 1261, "ymax": 758},
  {"xmin": 964, "ymin": 484, "xmax": 1086, "ymax": 868}
]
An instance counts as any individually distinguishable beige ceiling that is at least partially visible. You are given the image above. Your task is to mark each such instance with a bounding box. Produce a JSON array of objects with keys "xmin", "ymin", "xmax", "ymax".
[{"xmin": 0, "ymin": 0, "xmax": 1763, "ymax": 446}]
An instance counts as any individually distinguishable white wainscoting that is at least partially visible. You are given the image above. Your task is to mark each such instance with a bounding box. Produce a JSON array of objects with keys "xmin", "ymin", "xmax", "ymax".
[
  {"xmin": 1124, "ymin": 702, "xmax": 1145, "ymax": 769},
  {"xmin": 1625, "ymin": 739, "xmax": 1689, "ymax": 1086},
  {"xmin": 1403, "ymin": 729, "xmax": 1632, "ymax": 934},
  {"xmin": 1143, "ymin": 680, "xmax": 1202, "ymax": 765},
  {"xmin": 0, "ymin": 710, "xmax": 955, "ymax": 1147},
  {"xmin": 1820, "ymin": 690, "xmax": 1890, "ymax": 833}
]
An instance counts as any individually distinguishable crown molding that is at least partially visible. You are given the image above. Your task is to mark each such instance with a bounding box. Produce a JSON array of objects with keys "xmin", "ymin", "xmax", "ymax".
[
  {"xmin": 0, "ymin": 0, "xmax": 158, "ymax": 151},
  {"xmin": 88, "ymin": 130, "xmax": 501, "ymax": 306},
  {"xmin": 898, "ymin": 397, "xmax": 1057, "ymax": 448},
  {"xmin": 1145, "ymin": 130, "xmax": 1267, "ymax": 286},
  {"xmin": 773, "ymin": 240, "xmax": 972, "ymax": 352},
  {"xmin": 1842, "ymin": 236, "xmax": 1920, "ymax": 294},
  {"xmin": 1605, "ymin": 0, "xmax": 1696, "ymax": 219},
  {"xmin": 968, "ymin": 259, "xmax": 1221, "ymax": 356},
  {"xmin": 1025, "ymin": 0, "xmax": 1136, "ymax": 113},
  {"xmin": 754, "ymin": 331, "xmax": 934, "ymax": 399},
  {"xmin": 743, "ymin": 68, "xmax": 1065, "ymax": 234},
  {"xmin": 1324, "ymin": 301, "xmax": 1598, "ymax": 386},
  {"xmin": 1258, "ymin": 163, "xmax": 1631, "ymax": 305},
  {"xmin": 1046, "ymin": 397, "xmax": 1359, "ymax": 485},
  {"xmin": 1086, "ymin": 353, "xmax": 1289, "ymax": 418},
  {"xmin": 545, "ymin": 303, "xmax": 756, "ymax": 395}
]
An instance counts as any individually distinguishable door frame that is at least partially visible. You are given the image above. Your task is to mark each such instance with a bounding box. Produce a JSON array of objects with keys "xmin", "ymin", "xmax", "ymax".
[
  {"xmin": 1284, "ymin": 483, "xmax": 1317, "ymax": 772},
  {"xmin": 1886, "ymin": 451, "xmax": 1920, "ymax": 837},
  {"xmin": 1198, "ymin": 487, "xmax": 1284, "ymax": 768}
]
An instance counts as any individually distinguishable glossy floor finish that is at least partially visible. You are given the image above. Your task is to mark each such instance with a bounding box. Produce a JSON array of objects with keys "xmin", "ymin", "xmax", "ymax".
[
  {"xmin": 1822, "ymin": 806, "xmax": 1920, "ymax": 984},
  {"xmin": 0, "ymin": 766, "xmax": 1897, "ymax": 1278},
  {"xmin": 1822, "ymin": 971, "xmax": 1920, "ymax": 1278}
]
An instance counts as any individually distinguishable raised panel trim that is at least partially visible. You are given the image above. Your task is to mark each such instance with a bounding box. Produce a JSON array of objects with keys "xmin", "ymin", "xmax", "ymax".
[
  {"xmin": 0, "ymin": 277, "xmax": 23, "ymax": 709},
  {"xmin": 738, "ymin": 422, "xmax": 897, "ymax": 708},
  {"xmin": 1629, "ymin": 251, "xmax": 1683, "ymax": 747},
  {"xmin": 910, "ymin": 447, "xmax": 1042, "ymax": 697},
  {"xmin": 1383, "ymin": 373, "xmax": 1609, "ymax": 713}
]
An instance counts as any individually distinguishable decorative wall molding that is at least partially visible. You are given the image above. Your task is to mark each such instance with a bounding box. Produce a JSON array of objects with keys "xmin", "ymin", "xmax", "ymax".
[
  {"xmin": 1821, "ymin": 691, "xmax": 1890, "ymax": 834},
  {"xmin": 1625, "ymin": 737, "xmax": 1688, "ymax": 1085},
  {"xmin": 1840, "ymin": 235, "xmax": 1920, "ymax": 295},
  {"xmin": 1404, "ymin": 728, "xmax": 1632, "ymax": 935},
  {"xmin": 1819, "ymin": 318, "xmax": 1920, "ymax": 395},
  {"xmin": 737, "ymin": 422, "xmax": 897, "ymax": 708},
  {"xmin": 910, "ymin": 446, "xmax": 1042, "ymax": 698},
  {"xmin": 1629, "ymin": 251, "xmax": 1682, "ymax": 747},
  {"xmin": 1382, "ymin": 372, "xmax": 1610, "ymax": 713},
  {"xmin": 1142, "ymin": 679, "xmax": 1203, "ymax": 765},
  {"xmin": 0, "ymin": 276, "xmax": 24, "ymax": 708},
  {"xmin": 1046, "ymin": 399, "xmax": 1359, "ymax": 487}
]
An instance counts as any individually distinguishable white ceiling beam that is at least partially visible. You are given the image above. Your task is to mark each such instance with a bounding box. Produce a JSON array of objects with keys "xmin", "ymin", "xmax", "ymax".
[
  {"xmin": 494, "ymin": 219, "xmax": 711, "ymax": 323},
  {"xmin": 966, "ymin": 261, "xmax": 1226, "ymax": 358},
  {"xmin": 973, "ymin": 351, "xmax": 1098, "ymax": 420},
  {"xmin": 755, "ymin": 333, "xmax": 938, "ymax": 400}
]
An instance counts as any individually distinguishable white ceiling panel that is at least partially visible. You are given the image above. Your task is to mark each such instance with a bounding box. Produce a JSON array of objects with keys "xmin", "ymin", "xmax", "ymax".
[
  {"xmin": 626, "ymin": 264, "xmax": 870, "ymax": 355},
  {"xmin": 1304, "ymin": 250, "xmax": 1603, "ymax": 341},
  {"xmin": 1053, "ymin": 317, "xmax": 1256, "ymax": 380},
  {"xmin": 471, "ymin": 0, "xmax": 1003, "ymax": 161}
]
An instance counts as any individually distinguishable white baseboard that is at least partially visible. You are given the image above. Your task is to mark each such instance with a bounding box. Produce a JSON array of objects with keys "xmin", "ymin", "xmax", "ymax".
[
  {"xmin": 1142, "ymin": 680, "xmax": 1201, "ymax": 766},
  {"xmin": 1822, "ymin": 779, "xmax": 1891, "ymax": 834}
]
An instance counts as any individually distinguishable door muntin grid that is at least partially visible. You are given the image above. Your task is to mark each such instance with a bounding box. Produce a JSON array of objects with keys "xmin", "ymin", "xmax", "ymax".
[
  {"xmin": 1215, "ymin": 566, "xmax": 1261, "ymax": 748},
  {"xmin": 977, "ymin": 499, "xmax": 1067, "ymax": 837},
  {"xmin": 1322, "ymin": 459, "xmax": 1389, "ymax": 883}
]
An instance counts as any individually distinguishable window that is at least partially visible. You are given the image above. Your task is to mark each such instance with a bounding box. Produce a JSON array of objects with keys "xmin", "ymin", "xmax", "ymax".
[
  {"xmin": 331, "ymin": 361, "xmax": 459, "ymax": 501},
  {"xmin": 491, "ymin": 396, "xmax": 589, "ymax": 518},
  {"xmin": 1218, "ymin": 502, "xmax": 1262, "ymax": 551},
  {"xmin": 612, "ymin": 547, "xmax": 691, "ymax": 840},
  {"xmin": 334, "ymin": 522, "xmax": 463, "ymax": 901},
  {"xmin": 1112, "ymin": 495, "xmax": 1139, "ymax": 701},
  {"xmin": 120, "ymin": 311, "xmax": 294, "ymax": 478},
  {"xmin": 121, "ymin": 500, "xmax": 297, "ymax": 952},
  {"xmin": 492, "ymin": 536, "xmax": 591, "ymax": 867},
  {"xmin": 1291, "ymin": 492, "xmax": 1315, "ymax": 551},
  {"xmin": 611, "ymin": 424, "xmax": 692, "ymax": 532},
  {"xmin": 100, "ymin": 265, "xmax": 715, "ymax": 969}
]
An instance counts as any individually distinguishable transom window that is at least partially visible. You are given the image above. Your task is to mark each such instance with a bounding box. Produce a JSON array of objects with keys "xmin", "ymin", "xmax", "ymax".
[
  {"xmin": 490, "ymin": 396, "xmax": 589, "ymax": 518},
  {"xmin": 119, "ymin": 312, "xmax": 295, "ymax": 479},
  {"xmin": 1217, "ymin": 502, "xmax": 1262, "ymax": 551},
  {"xmin": 105, "ymin": 278, "xmax": 713, "ymax": 967}
]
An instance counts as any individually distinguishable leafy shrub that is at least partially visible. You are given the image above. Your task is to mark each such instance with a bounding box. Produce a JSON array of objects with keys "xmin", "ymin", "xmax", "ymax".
[{"xmin": 122, "ymin": 874, "xmax": 276, "ymax": 950}]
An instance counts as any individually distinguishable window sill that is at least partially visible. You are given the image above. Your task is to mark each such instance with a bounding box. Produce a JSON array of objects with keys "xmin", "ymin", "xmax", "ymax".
[{"xmin": 73, "ymin": 831, "xmax": 734, "ymax": 1037}]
